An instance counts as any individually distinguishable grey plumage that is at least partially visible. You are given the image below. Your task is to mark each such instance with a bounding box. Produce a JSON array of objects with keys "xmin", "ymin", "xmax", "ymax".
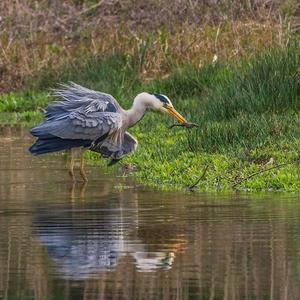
[
  {"xmin": 29, "ymin": 82, "xmax": 187, "ymax": 181},
  {"xmin": 47, "ymin": 82, "xmax": 120, "ymax": 118},
  {"xmin": 30, "ymin": 83, "xmax": 130, "ymax": 160},
  {"xmin": 32, "ymin": 110, "xmax": 122, "ymax": 140},
  {"xmin": 91, "ymin": 131, "xmax": 137, "ymax": 160}
]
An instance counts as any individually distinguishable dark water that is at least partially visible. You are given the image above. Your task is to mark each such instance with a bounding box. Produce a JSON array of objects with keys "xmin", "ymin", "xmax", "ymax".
[{"xmin": 1, "ymin": 127, "xmax": 300, "ymax": 300}]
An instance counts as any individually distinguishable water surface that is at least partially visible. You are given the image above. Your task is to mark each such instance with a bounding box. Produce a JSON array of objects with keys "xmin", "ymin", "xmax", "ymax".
[{"xmin": 1, "ymin": 127, "xmax": 300, "ymax": 299}]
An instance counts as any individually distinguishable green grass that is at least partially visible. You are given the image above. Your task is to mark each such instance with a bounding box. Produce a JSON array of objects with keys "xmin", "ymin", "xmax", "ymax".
[
  {"xmin": 1, "ymin": 45, "xmax": 300, "ymax": 191},
  {"xmin": 25, "ymin": 52, "xmax": 141, "ymax": 101},
  {"xmin": 0, "ymin": 92, "xmax": 47, "ymax": 126},
  {"xmin": 0, "ymin": 92, "xmax": 49, "ymax": 113}
]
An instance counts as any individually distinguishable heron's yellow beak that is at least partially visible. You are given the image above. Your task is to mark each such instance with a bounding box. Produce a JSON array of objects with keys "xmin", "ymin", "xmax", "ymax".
[{"xmin": 165, "ymin": 106, "xmax": 186, "ymax": 123}]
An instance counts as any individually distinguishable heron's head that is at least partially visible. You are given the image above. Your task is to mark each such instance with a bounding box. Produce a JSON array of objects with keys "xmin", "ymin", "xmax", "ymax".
[
  {"xmin": 152, "ymin": 93, "xmax": 187, "ymax": 123},
  {"xmin": 136, "ymin": 92, "xmax": 186, "ymax": 123}
]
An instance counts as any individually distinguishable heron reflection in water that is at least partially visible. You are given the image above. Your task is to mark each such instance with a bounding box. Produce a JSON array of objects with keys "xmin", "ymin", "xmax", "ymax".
[
  {"xmin": 33, "ymin": 195, "xmax": 184, "ymax": 279},
  {"xmin": 29, "ymin": 83, "xmax": 188, "ymax": 181}
]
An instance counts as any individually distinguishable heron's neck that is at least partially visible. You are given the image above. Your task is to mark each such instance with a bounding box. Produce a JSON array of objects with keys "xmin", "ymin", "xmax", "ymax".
[{"xmin": 125, "ymin": 99, "xmax": 148, "ymax": 128}]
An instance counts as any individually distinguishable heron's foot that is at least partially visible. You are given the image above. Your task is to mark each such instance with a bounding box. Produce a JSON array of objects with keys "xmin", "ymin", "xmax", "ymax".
[
  {"xmin": 80, "ymin": 181, "xmax": 88, "ymax": 199},
  {"xmin": 80, "ymin": 149, "xmax": 88, "ymax": 182},
  {"xmin": 69, "ymin": 148, "xmax": 76, "ymax": 182},
  {"xmin": 68, "ymin": 181, "xmax": 88, "ymax": 200},
  {"xmin": 69, "ymin": 181, "xmax": 76, "ymax": 200},
  {"xmin": 80, "ymin": 170, "xmax": 88, "ymax": 182},
  {"xmin": 68, "ymin": 170, "xmax": 76, "ymax": 182}
]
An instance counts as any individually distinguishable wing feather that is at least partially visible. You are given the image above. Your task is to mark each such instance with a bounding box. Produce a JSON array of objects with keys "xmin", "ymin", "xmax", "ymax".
[
  {"xmin": 31, "ymin": 111, "xmax": 122, "ymax": 141},
  {"xmin": 90, "ymin": 132, "xmax": 138, "ymax": 159},
  {"xmin": 46, "ymin": 82, "xmax": 120, "ymax": 120},
  {"xmin": 31, "ymin": 83, "xmax": 123, "ymax": 141}
]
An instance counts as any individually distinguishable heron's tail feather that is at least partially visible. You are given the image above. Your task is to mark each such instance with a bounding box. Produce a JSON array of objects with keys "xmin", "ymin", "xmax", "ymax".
[{"xmin": 29, "ymin": 137, "xmax": 92, "ymax": 155}]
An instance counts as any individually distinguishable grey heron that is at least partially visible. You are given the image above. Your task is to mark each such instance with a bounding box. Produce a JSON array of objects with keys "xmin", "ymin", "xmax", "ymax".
[{"xmin": 29, "ymin": 83, "xmax": 187, "ymax": 181}]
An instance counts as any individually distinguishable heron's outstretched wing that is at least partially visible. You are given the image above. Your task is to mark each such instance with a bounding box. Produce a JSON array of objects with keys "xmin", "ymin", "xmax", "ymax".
[
  {"xmin": 46, "ymin": 82, "xmax": 121, "ymax": 120},
  {"xmin": 90, "ymin": 132, "xmax": 138, "ymax": 159},
  {"xmin": 31, "ymin": 82, "xmax": 123, "ymax": 140},
  {"xmin": 31, "ymin": 110, "xmax": 122, "ymax": 141}
]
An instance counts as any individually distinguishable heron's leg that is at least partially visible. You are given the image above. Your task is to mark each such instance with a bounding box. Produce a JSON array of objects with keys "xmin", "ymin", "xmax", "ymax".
[
  {"xmin": 80, "ymin": 148, "xmax": 88, "ymax": 182},
  {"xmin": 69, "ymin": 181, "xmax": 76, "ymax": 201},
  {"xmin": 68, "ymin": 148, "xmax": 76, "ymax": 182},
  {"xmin": 80, "ymin": 181, "xmax": 88, "ymax": 199}
]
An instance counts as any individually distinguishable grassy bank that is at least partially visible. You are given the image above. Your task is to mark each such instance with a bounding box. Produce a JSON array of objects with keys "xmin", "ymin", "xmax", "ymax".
[
  {"xmin": 123, "ymin": 46, "xmax": 300, "ymax": 191},
  {"xmin": 1, "ymin": 0, "xmax": 299, "ymax": 93},
  {"xmin": 1, "ymin": 45, "xmax": 300, "ymax": 191}
]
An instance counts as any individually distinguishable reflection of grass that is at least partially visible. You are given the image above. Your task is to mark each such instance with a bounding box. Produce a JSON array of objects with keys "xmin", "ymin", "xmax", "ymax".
[{"xmin": 2, "ymin": 46, "xmax": 300, "ymax": 191}]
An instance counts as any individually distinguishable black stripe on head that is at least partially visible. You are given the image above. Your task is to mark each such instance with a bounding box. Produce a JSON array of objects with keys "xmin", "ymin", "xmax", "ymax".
[{"xmin": 152, "ymin": 93, "xmax": 171, "ymax": 105}]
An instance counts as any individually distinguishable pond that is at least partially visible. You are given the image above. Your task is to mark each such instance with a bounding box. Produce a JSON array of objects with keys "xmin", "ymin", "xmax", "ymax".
[{"xmin": 1, "ymin": 126, "xmax": 300, "ymax": 299}]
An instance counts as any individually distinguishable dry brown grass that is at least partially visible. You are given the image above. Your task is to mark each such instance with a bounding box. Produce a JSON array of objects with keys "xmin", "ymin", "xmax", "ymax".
[{"xmin": 0, "ymin": 0, "xmax": 299, "ymax": 93}]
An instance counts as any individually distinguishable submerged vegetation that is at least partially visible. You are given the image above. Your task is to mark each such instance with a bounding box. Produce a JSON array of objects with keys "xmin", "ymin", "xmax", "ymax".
[{"xmin": 1, "ymin": 0, "xmax": 300, "ymax": 191}]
